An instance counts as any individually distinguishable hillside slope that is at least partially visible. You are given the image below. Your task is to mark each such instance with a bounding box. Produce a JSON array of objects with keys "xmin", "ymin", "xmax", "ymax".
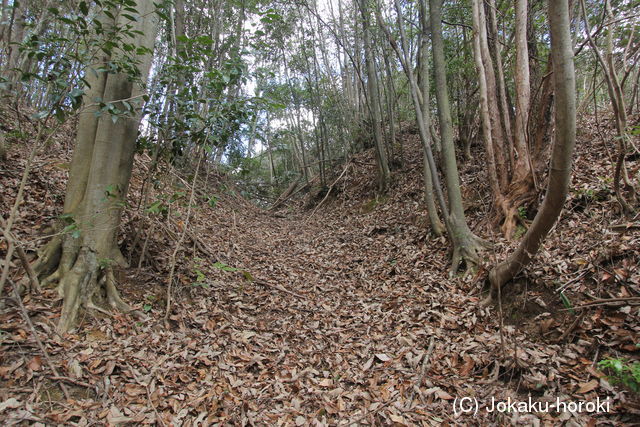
[{"xmin": 1, "ymin": 111, "xmax": 639, "ymax": 424}]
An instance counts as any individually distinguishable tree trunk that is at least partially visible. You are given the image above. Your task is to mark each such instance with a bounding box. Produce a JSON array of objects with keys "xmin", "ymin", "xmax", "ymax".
[
  {"xmin": 486, "ymin": 0, "xmax": 514, "ymax": 169},
  {"xmin": 471, "ymin": 0, "xmax": 503, "ymax": 212},
  {"xmin": 487, "ymin": 0, "xmax": 576, "ymax": 300},
  {"xmin": 27, "ymin": 0, "xmax": 158, "ymax": 332},
  {"xmin": 417, "ymin": 0, "xmax": 443, "ymax": 236},
  {"xmin": 498, "ymin": 0, "xmax": 536, "ymax": 238},
  {"xmin": 377, "ymin": 0, "xmax": 448, "ymax": 237},
  {"xmin": 360, "ymin": 0, "xmax": 390, "ymax": 193},
  {"xmin": 3, "ymin": 1, "xmax": 24, "ymax": 82},
  {"xmin": 475, "ymin": 0, "xmax": 509, "ymax": 193},
  {"xmin": 430, "ymin": 0, "xmax": 487, "ymax": 271}
]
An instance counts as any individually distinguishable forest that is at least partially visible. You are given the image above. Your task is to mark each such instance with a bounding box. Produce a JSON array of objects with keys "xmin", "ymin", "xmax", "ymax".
[{"xmin": 0, "ymin": 0, "xmax": 639, "ymax": 424}]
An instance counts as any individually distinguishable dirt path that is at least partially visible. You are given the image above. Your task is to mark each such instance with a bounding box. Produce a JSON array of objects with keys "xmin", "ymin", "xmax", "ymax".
[{"xmin": 2, "ymin": 137, "xmax": 635, "ymax": 425}]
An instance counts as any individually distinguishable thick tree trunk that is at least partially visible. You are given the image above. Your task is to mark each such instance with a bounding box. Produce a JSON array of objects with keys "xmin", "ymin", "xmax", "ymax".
[
  {"xmin": 487, "ymin": 0, "xmax": 576, "ymax": 300},
  {"xmin": 28, "ymin": 0, "xmax": 158, "ymax": 332}
]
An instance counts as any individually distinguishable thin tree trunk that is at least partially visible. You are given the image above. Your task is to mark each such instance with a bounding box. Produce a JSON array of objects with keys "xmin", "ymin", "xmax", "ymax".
[
  {"xmin": 417, "ymin": 0, "xmax": 443, "ymax": 236},
  {"xmin": 360, "ymin": 0, "xmax": 390, "ymax": 193}
]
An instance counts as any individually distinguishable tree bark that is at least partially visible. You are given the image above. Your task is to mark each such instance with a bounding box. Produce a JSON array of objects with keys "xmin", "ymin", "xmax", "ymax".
[
  {"xmin": 27, "ymin": 0, "xmax": 158, "ymax": 332},
  {"xmin": 487, "ymin": 0, "xmax": 576, "ymax": 300},
  {"xmin": 431, "ymin": 0, "xmax": 487, "ymax": 271},
  {"xmin": 360, "ymin": 0, "xmax": 390, "ymax": 193},
  {"xmin": 417, "ymin": 0, "xmax": 443, "ymax": 236},
  {"xmin": 498, "ymin": 0, "xmax": 536, "ymax": 238}
]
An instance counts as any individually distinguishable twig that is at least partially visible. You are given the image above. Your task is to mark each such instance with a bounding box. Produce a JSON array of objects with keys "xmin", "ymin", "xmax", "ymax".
[
  {"xmin": 253, "ymin": 280, "xmax": 305, "ymax": 299},
  {"xmin": 408, "ymin": 336, "xmax": 435, "ymax": 407},
  {"xmin": 0, "ymin": 119, "xmax": 65, "ymax": 298},
  {"xmin": 555, "ymin": 270, "xmax": 589, "ymax": 293},
  {"xmin": 10, "ymin": 279, "xmax": 70, "ymax": 400},
  {"xmin": 125, "ymin": 361, "xmax": 165, "ymax": 427},
  {"xmin": 307, "ymin": 160, "xmax": 351, "ymax": 221},
  {"xmin": 574, "ymin": 296, "xmax": 640, "ymax": 309},
  {"xmin": 165, "ymin": 154, "xmax": 202, "ymax": 322},
  {"xmin": 0, "ymin": 218, "xmax": 40, "ymax": 293},
  {"xmin": 146, "ymin": 380, "xmax": 165, "ymax": 427},
  {"xmin": 48, "ymin": 375, "xmax": 94, "ymax": 390},
  {"xmin": 556, "ymin": 312, "xmax": 586, "ymax": 343},
  {"xmin": 609, "ymin": 222, "xmax": 640, "ymax": 232}
]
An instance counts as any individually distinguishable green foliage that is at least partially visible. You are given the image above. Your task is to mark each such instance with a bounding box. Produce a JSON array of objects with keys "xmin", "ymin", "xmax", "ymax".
[
  {"xmin": 599, "ymin": 355, "xmax": 640, "ymax": 393},
  {"xmin": 204, "ymin": 195, "xmax": 219, "ymax": 208},
  {"xmin": 142, "ymin": 294, "xmax": 157, "ymax": 312},
  {"xmin": 11, "ymin": 0, "xmax": 155, "ymax": 125},
  {"xmin": 59, "ymin": 213, "xmax": 81, "ymax": 239},
  {"xmin": 560, "ymin": 292, "xmax": 575, "ymax": 314},
  {"xmin": 191, "ymin": 258, "xmax": 209, "ymax": 288},
  {"xmin": 146, "ymin": 32, "xmax": 254, "ymax": 163},
  {"xmin": 212, "ymin": 261, "xmax": 238, "ymax": 272},
  {"xmin": 517, "ymin": 206, "xmax": 527, "ymax": 219},
  {"xmin": 97, "ymin": 258, "xmax": 114, "ymax": 269},
  {"xmin": 146, "ymin": 200, "xmax": 168, "ymax": 215},
  {"xmin": 514, "ymin": 225, "xmax": 527, "ymax": 239},
  {"xmin": 146, "ymin": 190, "xmax": 187, "ymax": 216}
]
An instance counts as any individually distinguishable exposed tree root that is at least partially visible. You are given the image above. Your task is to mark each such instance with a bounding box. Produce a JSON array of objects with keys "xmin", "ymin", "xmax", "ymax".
[
  {"xmin": 449, "ymin": 217, "xmax": 490, "ymax": 275},
  {"xmin": 31, "ymin": 235, "xmax": 63, "ymax": 281},
  {"xmin": 495, "ymin": 174, "xmax": 536, "ymax": 239},
  {"xmin": 21, "ymin": 232, "xmax": 140, "ymax": 332}
]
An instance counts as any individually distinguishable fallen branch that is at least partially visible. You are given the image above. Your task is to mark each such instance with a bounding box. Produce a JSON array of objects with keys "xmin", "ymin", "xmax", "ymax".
[
  {"xmin": 268, "ymin": 176, "xmax": 303, "ymax": 211},
  {"xmin": 609, "ymin": 222, "xmax": 640, "ymax": 232},
  {"xmin": 574, "ymin": 296, "xmax": 640, "ymax": 308},
  {"xmin": 306, "ymin": 160, "xmax": 352, "ymax": 221},
  {"xmin": 48, "ymin": 375, "xmax": 95, "ymax": 390},
  {"xmin": 408, "ymin": 336, "xmax": 436, "ymax": 407}
]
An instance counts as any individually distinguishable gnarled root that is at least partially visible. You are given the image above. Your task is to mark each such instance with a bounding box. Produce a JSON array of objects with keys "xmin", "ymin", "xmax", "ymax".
[
  {"xmin": 450, "ymin": 226, "xmax": 491, "ymax": 276},
  {"xmin": 57, "ymin": 247, "xmax": 99, "ymax": 333},
  {"xmin": 498, "ymin": 179, "xmax": 535, "ymax": 239},
  {"xmin": 32, "ymin": 242, "xmax": 140, "ymax": 333},
  {"xmin": 32, "ymin": 235, "xmax": 63, "ymax": 278}
]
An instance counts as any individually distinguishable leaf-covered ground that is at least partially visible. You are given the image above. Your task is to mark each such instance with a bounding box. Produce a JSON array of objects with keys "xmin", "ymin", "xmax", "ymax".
[{"xmin": 1, "ymin": 111, "xmax": 639, "ymax": 425}]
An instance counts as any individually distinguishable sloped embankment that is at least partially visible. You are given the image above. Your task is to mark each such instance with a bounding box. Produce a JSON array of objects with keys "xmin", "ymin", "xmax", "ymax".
[{"xmin": 1, "ymin": 114, "xmax": 638, "ymax": 424}]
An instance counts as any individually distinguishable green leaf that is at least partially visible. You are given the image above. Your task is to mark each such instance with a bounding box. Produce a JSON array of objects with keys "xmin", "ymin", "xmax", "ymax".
[
  {"xmin": 212, "ymin": 261, "xmax": 237, "ymax": 272},
  {"xmin": 559, "ymin": 292, "xmax": 575, "ymax": 314},
  {"xmin": 79, "ymin": 1, "xmax": 89, "ymax": 15}
]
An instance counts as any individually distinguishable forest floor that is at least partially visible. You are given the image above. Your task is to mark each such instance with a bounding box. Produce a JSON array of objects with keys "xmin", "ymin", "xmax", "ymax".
[{"xmin": 1, "ymin": 109, "xmax": 640, "ymax": 425}]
